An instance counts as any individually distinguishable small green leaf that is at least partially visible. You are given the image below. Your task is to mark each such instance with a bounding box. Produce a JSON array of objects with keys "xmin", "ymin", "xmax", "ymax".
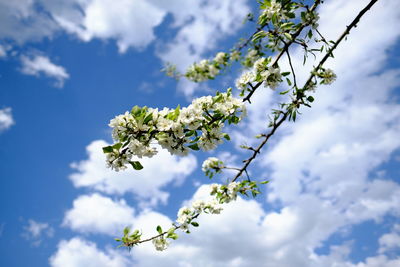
[
  {"xmin": 156, "ymin": 225, "xmax": 162, "ymax": 234},
  {"xmin": 223, "ymin": 133, "xmax": 231, "ymax": 141},
  {"xmin": 169, "ymin": 233, "xmax": 178, "ymax": 240},
  {"xmin": 129, "ymin": 161, "xmax": 143, "ymax": 170},
  {"xmin": 102, "ymin": 146, "xmax": 113, "ymax": 153},
  {"xmin": 191, "ymin": 222, "xmax": 199, "ymax": 227},
  {"xmin": 113, "ymin": 143, "xmax": 123, "ymax": 150},
  {"xmin": 188, "ymin": 143, "xmax": 200, "ymax": 151},
  {"xmin": 307, "ymin": 96, "xmax": 314, "ymax": 102},
  {"xmin": 143, "ymin": 113, "xmax": 153, "ymax": 124},
  {"xmin": 280, "ymin": 89, "xmax": 290, "ymax": 95},
  {"xmin": 284, "ymin": 32, "xmax": 292, "ymax": 41},
  {"xmin": 123, "ymin": 227, "xmax": 130, "ymax": 236},
  {"xmin": 131, "ymin": 106, "xmax": 141, "ymax": 116}
]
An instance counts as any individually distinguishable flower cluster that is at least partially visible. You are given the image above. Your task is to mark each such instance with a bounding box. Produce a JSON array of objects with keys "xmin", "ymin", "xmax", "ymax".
[
  {"xmin": 210, "ymin": 180, "xmax": 265, "ymax": 203},
  {"xmin": 152, "ymin": 236, "xmax": 169, "ymax": 251},
  {"xmin": 318, "ymin": 68, "xmax": 337, "ymax": 85},
  {"xmin": 236, "ymin": 56, "xmax": 282, "ymax": 94},
  {"xmin": 258, "ymin": 0, "xmax": 289, "ymax": 26},
  {"xmin": 242, "ymin": 49, "xmax": 261, "ymax": 68},
  {"xmin": 104, "ymin": 89, "xmax": 246, "ymax": 171},
  {"xmin": 202, "ymin": 157, "xmax": 224, "ymax": 178},
  {"xmin": 230, "ymin": 50, "xmax": 241, "ymax": 61},
  {"xmin": 177, "ymin": 199, "xmax": 223, "ymax": 233},
  {"xmin": 210, "ymin": 182, "xmax": 241, "ymax": 203},
  {"xmin": 302, "ymin": 10, "xmax": 320, "ymax": 29},
  {"xmin": 185, "ymin": 52, "xmax": 229, "ymax": 82}
]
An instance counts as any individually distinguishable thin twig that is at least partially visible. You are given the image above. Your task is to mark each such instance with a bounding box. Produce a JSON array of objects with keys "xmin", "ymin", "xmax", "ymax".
[
  {"xmin": 121, "ymin": 0, "xmax": 380, "ymax": 248},
  {"xmin": 286, "ymin": 49, "xmax": 297, "ymax": 88},
  {"xmin": 234, "ymin": 0, "xmax": 380, "ymax": 182},
  {"xmin": 243, "ymin": 0, "xmax": 322, "ymax": 103}
]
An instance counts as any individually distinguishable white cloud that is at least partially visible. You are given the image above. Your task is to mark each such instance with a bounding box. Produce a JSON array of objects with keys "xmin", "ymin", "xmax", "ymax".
[
  {"xmin": 126, "ymin": 185, "xmax": 400, "ymax": 267},
  {"xmin": 118, "ymin": 0, "xmax": 400, "ymax": 265},
  {"xmin": 48, "ymin": 0, "xmax": 400, "ymax": 266},
  {"xmin": 378, "ymin": 224, "xmax": 400, "ymax": 254},
  {"xmin": 0, "ymin": 107, "xmax": 14, "ymax": 132},
  {"xmin": 63, "ymin": 193, "xmax": 135, "ymax": 236},
  {"xmin": 49, "ymin": 237, "xmax": 128, "ymax": 267},
  {"xmin": 0, "ymin": 0, "xmax": 59, "ymax": 44},
  {"xmin": 52, "ymin": 0, "xmax": 166, "ymax": 53},
  {"xmin": 22, "ymin": 219, "xmax": 54, "ymax": 247},
  {"xmin": 1, "ymin": 0, "xmax": 249, "ymax": 57},
  {"xmin": 51, "ymin": 183, "xmax": 400, "ymax": 267},
  {"xmin": 0, "ymin": 44, "xmax": 7, "ymax": 57},
  {"xmin": 20, "ymin": 54, "xmax": 70, "ymax": 87},
  {"xmin": 69, "ymin": 140, "xmax": 197, "ymax": 206},
  {"xmin": 1, "ymin": 0, "xmax": 250, "ymax": 95}
]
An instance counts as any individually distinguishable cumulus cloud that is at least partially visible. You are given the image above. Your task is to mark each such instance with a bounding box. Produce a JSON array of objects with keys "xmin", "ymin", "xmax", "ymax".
[
  {"xmin": 124, "ymin": 185, "xmax": 398, "ymax": 267},
  {"xmin": 0, "ymin": 44, "xmax": 7, "ymax": 57},
  {"xmin": 49, "ymin": 0, "xmax": 400, "ymax": 266},
  {"xmin": 62, "ymin": 193, "xmax": 135, "ymax": 236},
  {"xmin": 69, "ymin": 140, "xmax": 197, "ymax": 206},
  {"xmin": 221, "ymin": 0, "xmax": 400, "ymax": 265},
  {"xmin": 378, "ymin": 224, "xmax": 400, "ymax": 254},
  {"xmin": 52, "ymin": 0, "xmax": 166, "ymax": 53},
  {"xmin": 1, "ymin": 0, "xmax": 249, "ymax": 57},
  {"xmin": 22, "ymin": 219, "xmax": 54, "ymax": 247},
  {"xmin": 0, "ymin": 0, "xmax": 59, "ymax": 43},
  {"xmin": 52, "ymin": 185, "xmax": 399, "ymax": 267},
  {"xmin": 1, "ymin": 0, "xmax": 250, "ymax": 95},
  {"xmin": 0, "ymin": 107, "xmax": 14, "ymax": 132},
  {"xmin": 49, "ymin": 237, "xmax": 128, "ymax": 267},
  {"xmin": 20, "ymin": 54, "xmax": 70, "ymax": 87}
]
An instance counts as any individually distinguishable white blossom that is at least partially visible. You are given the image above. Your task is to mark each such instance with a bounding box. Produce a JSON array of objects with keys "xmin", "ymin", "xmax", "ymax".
[
  {"xmin": 214, "ymin": 52, "xmax": 228, "ymax": 65},
  {"xmin": 202, "ymin": 157, "xmax": 224, "ymax": 172},
  {"xmin": 152, "ymin": 237, "xmax": 169, "ymax": 251},
  {"xmin": 105, "ymin": 90, "xmax": 246, "ymax": 171},
  {"xmin": 230, "ymin": 50, "xmax": 241, "ymax": 61},
  {"xmin": 236, "ymin": 71, "xmax": 255, "ymax": 91},
  {"xmin": 261, "ymin": 66, "xmax": 282, "ymax": 89},
  {"xmin": 321, "ymin": 68, "xmax": 337, "ymax": 84}
]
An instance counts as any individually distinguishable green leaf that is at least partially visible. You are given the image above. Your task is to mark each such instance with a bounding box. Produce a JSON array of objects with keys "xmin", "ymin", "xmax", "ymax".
[
  {"xmin": 284, "ymin": 32, "xmax": 292, "ymax": 41},
  {"xmin": 281, "ymin": 72, "xmax": 291, "ymax": 77},
  {"xmin": 286, "ymin": 12, "xmax": 295, "ymax": 19},
  {"xmin": 123, "ymin": 227, "xmax": 130, "ymax": 236},
  {"xmin": 223, "ymin": 133, "xmax": 231, "ymax": 141},
  {"xmin": 191, "ymin": 222, "xmax": 199, "ymax": 227},
  {"xmin": 308, "ymin": 29, "xmax": 313, "ymax": 39},
  {"xmin": 131, "ymin": 105, "xmax": 141, "ymax": 116},
  {"xmin": 169, "ymin": 233, "xmax": 178, "ymax": 240},
  {"xmin": 260, "ymin": 180, "xmax": 270, "ymax": 184},
  {"xmin": 280, "ymin": 89, "xmax": 290, "ymax": 95},
  {"xmin": 113, "ymin": 143, "xmax": 123, "ymax": 150},
  {"xmin": 307, "ymin": 96, "xmax": 314, "ymax": 102},
  {"xmin": 156, "ymin": 225, "xmax": 162, "ymax": 234},
  {"xmin": 143, "ymin": 113, "xmax": 153, "ymax": 124},
  {"xmin": 102, "ymin": 146, "xmax": 113, "ymax": 153},
  {"xmin": 187, "ymin": 143, "xmax": 200, "ymax": 151},
  {"xmin": 129, "ymin": 161, "xmax": 143, "ymax": 170}
]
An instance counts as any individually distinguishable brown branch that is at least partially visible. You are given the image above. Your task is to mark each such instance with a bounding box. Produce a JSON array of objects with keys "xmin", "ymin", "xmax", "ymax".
[
  {"xmin": 234, "ymin": 0, "xmax": 380, "ymax": 182},
  {"xmin": 243, "ymin": 0, "xmax": 322, "ymax": 103},
  {"xmin": 121, "ymin": 0, "xmax": 380, "ymax": 248}
]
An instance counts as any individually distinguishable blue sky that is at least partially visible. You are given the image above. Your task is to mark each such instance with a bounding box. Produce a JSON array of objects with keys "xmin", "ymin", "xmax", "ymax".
[{"xmin": 1, "ymin": 0, "xmax": 400, "ymax": 266}]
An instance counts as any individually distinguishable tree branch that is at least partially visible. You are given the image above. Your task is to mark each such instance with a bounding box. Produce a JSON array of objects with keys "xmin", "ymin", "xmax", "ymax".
[{"xmin": 234, "ymin": 0, "xmax": 380, "ymax": 182}]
